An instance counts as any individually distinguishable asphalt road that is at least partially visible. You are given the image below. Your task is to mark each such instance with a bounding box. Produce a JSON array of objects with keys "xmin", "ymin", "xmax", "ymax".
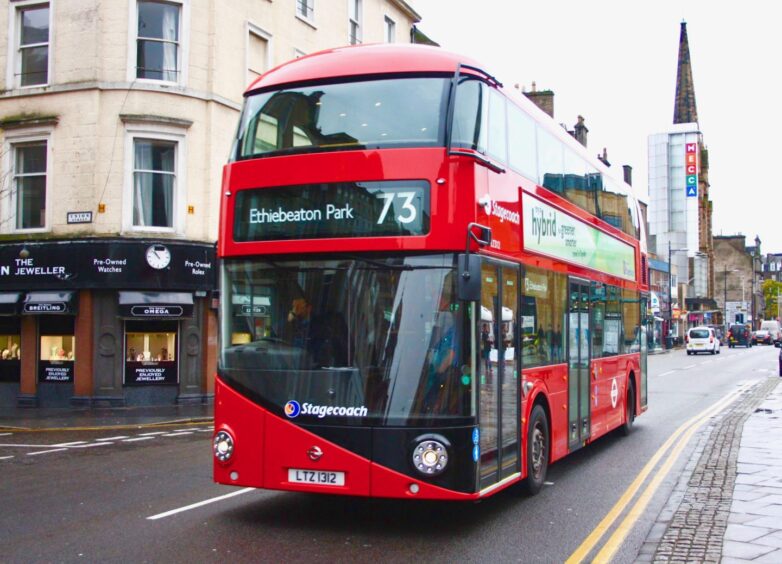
[{"xmin": 2, "ymin": 345, "xmax": 779, "ymax": 563}]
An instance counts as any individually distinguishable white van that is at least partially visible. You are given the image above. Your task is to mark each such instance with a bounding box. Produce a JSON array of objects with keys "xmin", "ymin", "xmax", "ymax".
[
  {"xmin": 759, "ymin": 320, "xmax": 782, "ymax": 347},
  {"xmin": 686, "ymin": 326, "xmax": 720, "ymax": 355}
]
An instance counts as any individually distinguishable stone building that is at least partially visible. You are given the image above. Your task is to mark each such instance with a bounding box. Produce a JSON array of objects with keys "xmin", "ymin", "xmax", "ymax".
[
  {"xmin": 713, "ymin": 235, "xmax": 763, "ymax": 328},
  {"xmin": 0, "ymin": 0, "xmax": 421, "ymax": 408}
]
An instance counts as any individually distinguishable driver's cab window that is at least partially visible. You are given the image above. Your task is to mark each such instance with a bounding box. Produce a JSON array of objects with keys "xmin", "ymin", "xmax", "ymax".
[{"xmin": 451, "ymin": 79, "xmax": 487, "ymax": 152}]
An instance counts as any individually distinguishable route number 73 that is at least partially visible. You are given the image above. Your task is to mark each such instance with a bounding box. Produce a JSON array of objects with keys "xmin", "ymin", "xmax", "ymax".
[{"xmin": 377, "ymin": 192, "xmax": 417, "ymax": 224}]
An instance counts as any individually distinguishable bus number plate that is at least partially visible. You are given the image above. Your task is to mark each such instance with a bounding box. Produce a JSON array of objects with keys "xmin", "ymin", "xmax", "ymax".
[{"xmin": 288, "ymin": 469, "xmax": 345, "ymax": 486}]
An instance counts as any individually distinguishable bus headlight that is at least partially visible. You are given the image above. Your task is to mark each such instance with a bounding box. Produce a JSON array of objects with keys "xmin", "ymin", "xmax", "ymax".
[
  {"xmin": 213, "ymin": 430, "xmax": 235, "ymax": 463},
  {"xmin": 412, "ymin": 436, "xmax": 449, "ymax": 477}
]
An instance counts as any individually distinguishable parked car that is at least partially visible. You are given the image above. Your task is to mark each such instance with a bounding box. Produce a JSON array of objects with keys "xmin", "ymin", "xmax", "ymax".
[
  {"xmin": 759, "ymin": 320, "xmax": 782, "ymax": 347},
  {"xmin": 686, "ymin": 326, "xmax": 720, "ymax": 355},
  {"xmin": 753, "ymin": 329, "xmax": 774, "ymax": 345},
  {"xmin": 728, "ymin": 324, "xmax": 753, "ymax": 348}
]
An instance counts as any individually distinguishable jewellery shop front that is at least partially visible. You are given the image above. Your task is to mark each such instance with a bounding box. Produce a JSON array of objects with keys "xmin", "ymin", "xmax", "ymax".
[{"xmin": 0, "ymin": 239, "xmax": 216, "ymax": 408}]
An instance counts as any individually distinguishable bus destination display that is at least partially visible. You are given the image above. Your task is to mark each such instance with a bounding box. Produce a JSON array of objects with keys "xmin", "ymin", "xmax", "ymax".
[{"xmin": 233, "ymin": 181, "xmax": 430, "ymax": 242}]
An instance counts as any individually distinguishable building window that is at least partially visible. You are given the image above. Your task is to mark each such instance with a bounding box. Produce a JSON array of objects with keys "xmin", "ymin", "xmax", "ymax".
[
  {"xmin": 247, "ymin": 24, "xmax": 271, "ymax": 85},
  {"xmin": 125, "ymin": 321, "xmax": 179, "ymax": 385},
  {"xmin": 132, "ymin": 139, "xmax": 176, "ymax": 229},
  {"xmin": 13, "ymin": 141, "xmax": 48, "ymax": 230},
  {"xmin": 296, "ymin": 0, "xmax": 314, "ymax": 21},
  {"xmin": 136, "ymin": 0, "xmax": 181, "ymax": 81},
  {"xmin": 384, "ymin": 16, "xmax": 395, "ymax": 43},
  {"xmin": 349, "ymin": 0, "xmax": 362, "ymax": 45},
  {"xmin": 12, "ymin": 2, "xmax": 50, "ymax": 87}
]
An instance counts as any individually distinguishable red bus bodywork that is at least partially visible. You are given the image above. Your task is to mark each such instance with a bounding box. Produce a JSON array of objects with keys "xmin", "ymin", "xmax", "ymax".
[{"xmin": 214, "ymin": 44, "xmax": 648, "ymax": 500}]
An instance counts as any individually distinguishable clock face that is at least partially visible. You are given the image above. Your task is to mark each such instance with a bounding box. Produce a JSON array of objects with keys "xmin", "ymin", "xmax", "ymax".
[{"xmin": 146, "ymin": 245, "xmax": 171, "ymax": 270}]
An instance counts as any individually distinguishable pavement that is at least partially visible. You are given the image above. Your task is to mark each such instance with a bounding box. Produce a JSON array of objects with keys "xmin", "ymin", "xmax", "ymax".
[
  {"xmin": 2, "ymin": 377, "xmax": 782, "ymax": 563},
  {"xmin": 0, "ymin": 403, "xmax": 213, "ymax": 432}
]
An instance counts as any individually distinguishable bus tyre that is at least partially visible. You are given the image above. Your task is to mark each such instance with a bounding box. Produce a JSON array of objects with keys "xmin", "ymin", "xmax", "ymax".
[
  {"xmin": 523, "ymin": 405, "xmax": 549, "ymax": 496},
  {"xmin": 620, "ymin": 383, "xmax": 635, "ymax": 436}
]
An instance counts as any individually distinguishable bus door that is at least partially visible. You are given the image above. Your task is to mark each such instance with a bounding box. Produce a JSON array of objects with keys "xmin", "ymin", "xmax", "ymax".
[
  {"xmin": 478, "ymin": 261, "xmax": 520, "ymax": 490},
  {"xmin": 639, "ymin": 294, "xmax": 649, "ymax": 410},
  {"xmin": 568, "ymin": 278, "xmax": 591, "ymax": 450}
]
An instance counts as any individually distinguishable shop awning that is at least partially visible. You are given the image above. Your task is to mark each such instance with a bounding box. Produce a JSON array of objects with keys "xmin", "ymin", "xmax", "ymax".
[
  {"xmin": 118, "ymin": 291, "xmax": 194, "ymax": 318},
  {"xmin": 22, "ymin": 291, "xmax": 77, "ymax": 315},
  {"xmin": 0, "ymin": 292, "xmax": 22, "ymax": 315}
]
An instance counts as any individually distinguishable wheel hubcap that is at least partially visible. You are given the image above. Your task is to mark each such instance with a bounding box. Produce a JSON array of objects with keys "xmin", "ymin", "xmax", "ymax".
[{"xmin": 531, "ymin": 424, "xmax": 545, "ymax": 478}]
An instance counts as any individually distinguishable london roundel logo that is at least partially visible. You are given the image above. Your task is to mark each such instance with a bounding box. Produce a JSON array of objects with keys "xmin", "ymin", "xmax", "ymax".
[{"xmin": 284, "ymin": 400, "xmax": 301, "ymax": 418}]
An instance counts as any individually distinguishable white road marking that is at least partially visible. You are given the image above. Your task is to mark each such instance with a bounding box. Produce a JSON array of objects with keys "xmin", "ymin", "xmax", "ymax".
[
  {"xmin": 682, "ymin": 364, "xmax": 697, "ymax": 370},
  {"xmin": 0, "ymin": 455, "xmax": 14, "ymax": 460},
  {"xmin": 138, "ymin": 432, "xmax": 167, "ymax": 436},
  {"xmin": 147, "ymin": 488, "xmax": 255, "ymax": 520},
  {"xmin": 0, "ymin": 433, "xmax": 12, "ymax": 437},
  {"xmin": 0, "ymin": 443, "xmax": 61, "ymax": 448},
  {"xmin": 162, "ymin": 432, "xmax": 193, "ymax": 437},
  {"xmin": 658, "ymin": 370, "xmax": 675, "ymax": 377},
  {"xmin": 27, "ymin": 448, "xmax": 69, "ymax": 456},
  {"xmin": 75, "ymin": 442, "xmax": 113, "ymax": 448},
  {"xmin": 52, "ymin": 441, "xmax": 87, "ymax": 447},
  {"xmin": 97, "ymin": 436, "xmax": 129, "ymax": 441},
  {"xmin": 174, "ymin": 428, "xmax": 201, "ymax": 432},
  {"xmin": 123, "ymin": 436, "xmax": 155, "ymax": 443}
]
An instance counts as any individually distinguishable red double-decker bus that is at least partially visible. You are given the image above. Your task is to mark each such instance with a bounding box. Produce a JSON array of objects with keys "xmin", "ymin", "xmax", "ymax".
[{"xmin": 213, "ymin": 44, "xmax": 649, "ymax": 500}]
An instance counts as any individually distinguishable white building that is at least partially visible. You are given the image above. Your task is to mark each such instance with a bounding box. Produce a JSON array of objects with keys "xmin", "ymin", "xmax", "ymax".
[{"xmin": 647, "ymin": 124, "xmax": 711, "ymax": 334}]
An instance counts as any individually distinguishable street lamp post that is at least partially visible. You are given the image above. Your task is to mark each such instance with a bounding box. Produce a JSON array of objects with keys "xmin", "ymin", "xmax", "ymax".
[{"xmin": 724, "ymin": 264, "xmax": 729, "ymax": 330}]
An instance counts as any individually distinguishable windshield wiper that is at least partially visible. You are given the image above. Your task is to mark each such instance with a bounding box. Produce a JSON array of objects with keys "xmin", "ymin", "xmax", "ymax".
[{"xmin": 343, "ymin": 255, "xmax": 414, "ymax": 271}]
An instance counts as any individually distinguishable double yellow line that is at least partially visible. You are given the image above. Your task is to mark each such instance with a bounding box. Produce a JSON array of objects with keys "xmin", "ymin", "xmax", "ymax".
[{"xmin": 566, "ymin": 386, "xmax": 746, "ymax": 563}]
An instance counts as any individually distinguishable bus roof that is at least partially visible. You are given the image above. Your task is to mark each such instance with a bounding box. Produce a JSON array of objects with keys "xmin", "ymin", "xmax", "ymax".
[{"xmin": 245, "ymin": 43, "xmax": 482, "ymax": 94}]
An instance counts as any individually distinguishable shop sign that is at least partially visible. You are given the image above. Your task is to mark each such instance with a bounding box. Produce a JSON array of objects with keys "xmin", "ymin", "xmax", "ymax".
[
  {"xmin": 0, "ymin": 241, "xmax": 215, "ymax": 291},
  {"xmin": 130, "ymin": 305, "xmax": 184, "ymax": 317},
  {"xmin": 125, "ymin": 362, "xmax": 177, "ymax": 385},
  {"xmin": 39, "ymin": 361, "xmax": 74, "ymax": 383},
  {"xmin": 23, "ymin": 302, "xmax": 67, "ymax": 314}
]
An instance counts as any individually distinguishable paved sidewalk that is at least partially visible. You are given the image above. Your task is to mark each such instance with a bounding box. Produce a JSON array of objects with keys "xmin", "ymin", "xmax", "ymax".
[
  {"xmin": 641, "ymin": 377, "xmax": 782, "ymax": 563},
  {"xmin": 723, "ymin": 383, "xmax": 782, "ymax": 562},
  {"xmin": 0, "ymin": 403, "xmax": 213, "ymax": 431}
]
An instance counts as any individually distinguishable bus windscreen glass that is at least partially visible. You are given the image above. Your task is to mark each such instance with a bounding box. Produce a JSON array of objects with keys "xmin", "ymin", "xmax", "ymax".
[
  {"xmin": 219, "ymin": 255, "xmax": 473, "ymax": 425},
  {"xmin": 234, "ymin": 77, "xmax": 449, "ymax": 159}
]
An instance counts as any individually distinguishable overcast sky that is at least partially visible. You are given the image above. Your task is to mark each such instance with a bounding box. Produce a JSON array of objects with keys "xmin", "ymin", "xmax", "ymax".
[{"xmin": 409, "ymin": 0, "xmax": 782, "ymax": 254}]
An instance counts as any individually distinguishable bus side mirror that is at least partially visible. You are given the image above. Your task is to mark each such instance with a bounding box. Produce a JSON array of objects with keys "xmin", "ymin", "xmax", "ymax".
[{"xmin": 457, "ymin": 254, "xmax": 482, "ymax": 302}]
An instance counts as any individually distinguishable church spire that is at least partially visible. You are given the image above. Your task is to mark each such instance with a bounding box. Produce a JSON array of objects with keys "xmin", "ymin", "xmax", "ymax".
[{"xmin": 674, "ymin": 21, "xmax": 698, "ymax": 124}]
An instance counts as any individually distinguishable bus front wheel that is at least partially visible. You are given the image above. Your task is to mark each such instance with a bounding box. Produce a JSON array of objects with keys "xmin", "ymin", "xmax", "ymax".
[
  {"xmin": 523, "ymin": 404, "xmax": 549, "ymax": 496},
  {"xmin": 620, "ymin": 382, "xmax": 635, "ymax": 436}
]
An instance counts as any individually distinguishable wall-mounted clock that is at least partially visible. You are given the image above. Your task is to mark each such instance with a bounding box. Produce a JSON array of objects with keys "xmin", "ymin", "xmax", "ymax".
[{"xmin": 145, "ymin": 244, "xmax": 171, "ymax": 270}]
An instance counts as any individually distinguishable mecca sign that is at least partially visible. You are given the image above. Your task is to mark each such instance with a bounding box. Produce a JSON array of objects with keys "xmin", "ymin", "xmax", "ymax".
[{"xmin": 685, "ymin": 143, "xmax": 698, "ymax": 198}]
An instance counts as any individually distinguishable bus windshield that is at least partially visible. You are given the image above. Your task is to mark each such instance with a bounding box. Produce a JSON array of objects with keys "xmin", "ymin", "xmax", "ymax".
[
  {"xmin": 234, "ymin": 77, "xmax": 450, "ymax": 160},
  {"xmin": 220, "ymin": 254, "xmax": 472, "ymax": 425}
]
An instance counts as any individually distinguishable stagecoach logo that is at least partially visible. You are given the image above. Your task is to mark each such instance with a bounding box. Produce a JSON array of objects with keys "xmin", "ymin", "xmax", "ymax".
[
  {"xmin": 284, "ymin": 400, "xmax": 301, "ymax": 418},
  {"xmin": 284, "ymin": 400, "xmax": 368, "ymax": 419},
  {"xmin": 478, "ymin": 195, "xmax": 521, "ymax": 225}
]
